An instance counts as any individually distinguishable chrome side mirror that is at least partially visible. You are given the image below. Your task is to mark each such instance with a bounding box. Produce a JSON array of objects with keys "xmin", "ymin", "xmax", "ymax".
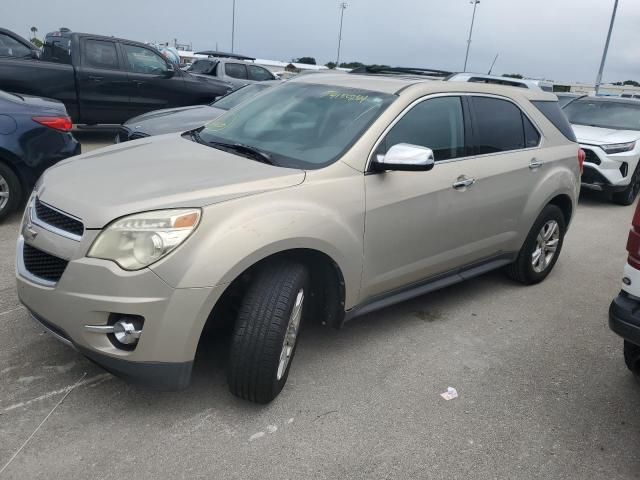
[{"xmin": 372, "ymin": 143, "xmax": 435, "ymax": 172}]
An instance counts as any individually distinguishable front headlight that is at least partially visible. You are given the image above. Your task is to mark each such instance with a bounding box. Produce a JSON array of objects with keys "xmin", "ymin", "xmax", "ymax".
[
  {"xmin": 602, "ymin": 141, "xmax": 636, "ymax": 154},
  {"xmin": 88, "ymin": 209, "xmax": 201, "ymax": 270}
]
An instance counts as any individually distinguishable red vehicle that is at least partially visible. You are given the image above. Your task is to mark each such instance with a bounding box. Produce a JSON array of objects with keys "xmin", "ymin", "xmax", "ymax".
[{"xmin": 609, "ymin": 202, "xmax": 640, "ymax": 381}]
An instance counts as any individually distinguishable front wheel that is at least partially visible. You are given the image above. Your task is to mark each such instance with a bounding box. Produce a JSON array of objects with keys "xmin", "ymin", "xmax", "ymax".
[
  {"xmin": 227, "ymin": 260, "xmax": 309, "ymax": 403},
  {"xmin": 612, "ymin": 165, "xmax": 640, "ymax": 206},
  {"xmin": 506, "ymin": 204, "xmax": 566, "ymax": 285},
  {"xmin": 624, "ymin": 341, "xmax": 640, "ymax": 382}
]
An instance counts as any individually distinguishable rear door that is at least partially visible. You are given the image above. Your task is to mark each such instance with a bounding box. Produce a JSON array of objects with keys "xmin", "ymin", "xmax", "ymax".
[
  {"xmin": 76, "ymin": 38, "xmax": 130, "ymax": 124},
  {"xmin": 120, "ymin": 42, "xmax": 185, "ymax": 118}
]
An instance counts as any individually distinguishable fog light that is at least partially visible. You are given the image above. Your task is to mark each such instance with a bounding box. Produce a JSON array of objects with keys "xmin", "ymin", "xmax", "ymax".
[{"xmin": 113, "ymin": 320, "xmax": 142, "ymax": 345}]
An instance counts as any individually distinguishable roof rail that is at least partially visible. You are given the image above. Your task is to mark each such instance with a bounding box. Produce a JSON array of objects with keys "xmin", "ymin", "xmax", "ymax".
[
  {"xmin": 350, "ymin": 66, "xmax": 453, "ymax": 78},
  {"xmin": 194, "ymin": 50, "xmax": 256, "ymax": 61}
]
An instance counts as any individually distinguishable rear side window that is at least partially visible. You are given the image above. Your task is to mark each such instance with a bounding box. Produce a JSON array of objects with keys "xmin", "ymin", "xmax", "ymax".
[
  {"xmin": 378, "ymin": 96, "xmax": 466, "ymax": 162},
  {"xmin": 84, "ymin": 40, "xmax": 119, "ymax": 70},
  {"xmin": 471, "ymin": 97, "xmax": 529, "ymax": 153},
  {"xmin": 532, "ymin": 100, "xmax": 577, "ymax": 142},
  {"xmin": 225, "ymin": 63, "xmax": 248, "ymax": 79},
  {"xmin": 523, "ymin": 116, "xmax": 541, "ymax": 148}
]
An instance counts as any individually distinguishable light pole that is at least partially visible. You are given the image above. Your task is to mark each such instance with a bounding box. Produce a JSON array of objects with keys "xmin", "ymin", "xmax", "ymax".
[
  {"xmin": 231, "ymin": 0, "xmax": 236, "ymax": 53},
  {"xmin": 336, "ymin": 2, "xmax": 348, "ymax": 67},
  {"xmin": 595, "ymin": 0, "xmax": 620, "ymax": 95},
  {"xmin": 463, "ymin": 0, "xmax": 480, "ymax": 72}
]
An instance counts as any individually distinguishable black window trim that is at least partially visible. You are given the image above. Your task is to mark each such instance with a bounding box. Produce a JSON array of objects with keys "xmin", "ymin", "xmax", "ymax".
[
  {"xmin": 80, "ymin": 38, "xmax": 122, "ymax": 71},
  {"xmin": 366, "ymin": 92, "xmax": 544, "ymax": 172}
]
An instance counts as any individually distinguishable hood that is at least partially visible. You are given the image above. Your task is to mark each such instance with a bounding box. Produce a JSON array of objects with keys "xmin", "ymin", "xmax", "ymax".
[
  {"xmin": 124, "ymin": 105, "xmax": 226, "ymax": 136},
  {"xmin": 18, "ymin": 93, "xmax": 68, "ymax": 115},
  {"xmin": 37, "ymin": 134, "xmax": 305, "ymax": 228},
  {"xmin": 571, "ymin": 124, "xmax": 640, "ymax": 145}
]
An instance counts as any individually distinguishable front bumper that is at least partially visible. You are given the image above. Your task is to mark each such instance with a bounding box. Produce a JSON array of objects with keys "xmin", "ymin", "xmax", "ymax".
[
  {"xmin": 16, "ymin": 228, "xmax": 225, "ymax": 390},
  {"xmin": 609, "ymin": 291, "xmax": 640, "ymax": 347},
  {"xmin": 580, "ymin": 145, "xmax": 639, "ymax": 192}
]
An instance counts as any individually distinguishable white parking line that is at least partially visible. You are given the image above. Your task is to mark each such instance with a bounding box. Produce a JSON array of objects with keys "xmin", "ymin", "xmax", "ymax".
[{"xmin": 1, "ymin": 373, "xmax": 112, "ymax": 413}]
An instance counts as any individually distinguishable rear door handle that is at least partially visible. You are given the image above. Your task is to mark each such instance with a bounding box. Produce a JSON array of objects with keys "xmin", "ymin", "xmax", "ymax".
[
  {"xmin": 133, "ymin": 80, "xmax": 146, "ymax": 87},
  {"xmin": 88, "ymin": 75, "xmax": 103, "ymax": 82},
  {"xmin": 529, "ymin": 158, "xmax": 544, "ymax": 169},
  {"xmin": 452, "ymin": 176, "xmax": 476, "ymax": 189}
]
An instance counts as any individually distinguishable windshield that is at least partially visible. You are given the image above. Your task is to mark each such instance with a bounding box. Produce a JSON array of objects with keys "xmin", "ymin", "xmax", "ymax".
[
  {"xmin": 198, "ymin": 83, "xmax": 395, "ymax": 169},
  {"xmin": 211, "ymin": 83, "xmax": 271, "ymax": 110},
  {"xmin": 564, "ymin": 99, "xmax": 640, "ymax": 131},
  {"xmin": 189, "ymin": 59, "xmax": 217, "ymax": 74},
  {"xmin": 556, "ymin": 95, "xmax": 581, "ymax": 108}
]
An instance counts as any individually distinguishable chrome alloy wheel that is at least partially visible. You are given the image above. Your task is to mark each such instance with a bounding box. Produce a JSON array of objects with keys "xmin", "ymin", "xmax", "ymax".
[
  {"xmin": 276, "ymin": 288, "xmax": 304, "ymax": 380},
  {"xmin": 0, "ymin": 174, "xmax": 9, "ymax": 211},
  {"xmin": 531, "ymin": 220, "xmax": 560, "ymax": 273}
]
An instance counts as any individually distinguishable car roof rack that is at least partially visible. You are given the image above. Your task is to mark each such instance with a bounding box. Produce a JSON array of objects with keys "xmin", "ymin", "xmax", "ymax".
[
  {"xmin": 350, "ymin": 66, "xmax": 453, "ymax": 78},
  {"xmin": 194, "ymin": 50, "xmax": 256, "ymax": 61}
]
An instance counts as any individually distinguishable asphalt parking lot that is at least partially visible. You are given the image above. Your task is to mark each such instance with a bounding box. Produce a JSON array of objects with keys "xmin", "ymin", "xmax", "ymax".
[{"xmin": 1, "ymin": 131, "xmax": 639, "ymax": 479}]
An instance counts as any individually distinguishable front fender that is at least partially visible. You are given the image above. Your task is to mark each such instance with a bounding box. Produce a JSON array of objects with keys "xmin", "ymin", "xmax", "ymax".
[{"xmin": 150, "ymin": 168, "xmax": 365, "ymax": 309}]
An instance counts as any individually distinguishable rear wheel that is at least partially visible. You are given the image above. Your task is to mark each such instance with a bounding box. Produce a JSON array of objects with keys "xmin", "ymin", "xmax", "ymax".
[
  {"xmin": 623, "ymin": 341, "xmax": 640, "ymax": 381},
  {"xmin": 506, "ymin": 204, "xmax": 566, "ymax": 285},
  {"xmin": 612, "ymin": 163, "xmax": 640, "ymax": 206},
  {"xmin": 0, "ymin": 162, "xmax": 22, "ymax": 222},
  {"xmin": 227, "ymin": 260, "xmax": 309, "ymax": 403}
]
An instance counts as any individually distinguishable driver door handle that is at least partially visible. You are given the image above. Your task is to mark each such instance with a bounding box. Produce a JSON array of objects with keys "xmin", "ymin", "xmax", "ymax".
[
  {"xmin": 529, "ymin": 158, "xmax": 544, "ymax": 169},
  {"xmin": 452, "ymin": 176, "xmax": 476, "ymax": 189}
]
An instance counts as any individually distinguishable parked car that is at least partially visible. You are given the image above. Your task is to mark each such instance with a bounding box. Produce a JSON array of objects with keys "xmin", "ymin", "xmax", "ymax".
[
  {"xmin": 17, "ymin": 75, "xmax": 580, "ymax": 403},
  {"xmin": 0, "ymin": 29, "xmax": 233, "ymax": 125},
  {"xmin": 563, "ymin": 96, "xmax": 640, "ymax": 205},
  {"xmin": 185, "ymin": 52, "xmax": 277, "ymax": 88},
  {"xmin": 609, "ymin": 200, "xmax": 640, "ymax": 382},
  {"xmin": 0, "ymin": 90, "xmax": 79, "ymax": 220},
  {"xmin": 117, "ymin": 81, "xmax": 278, "ymax": 142},
  {"xmin": 0, "ymin": 28, "xmax": 40, "ymax": 59}
]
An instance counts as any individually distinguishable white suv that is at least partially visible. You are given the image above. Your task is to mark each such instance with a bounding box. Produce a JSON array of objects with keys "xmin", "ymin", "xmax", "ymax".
[{"xmin": 563, "ymin": 96, "xmax": 640, "ymax": 205}]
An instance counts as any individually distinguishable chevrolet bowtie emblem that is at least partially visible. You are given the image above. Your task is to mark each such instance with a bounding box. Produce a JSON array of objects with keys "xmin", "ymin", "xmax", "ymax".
[{"xmin": 24, "ymin": 224, "xmax": 38, "ymax": 241}]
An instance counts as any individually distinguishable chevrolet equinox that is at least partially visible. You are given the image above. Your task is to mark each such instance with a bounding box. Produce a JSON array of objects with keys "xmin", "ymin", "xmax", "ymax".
[{"xmin": 16, "ymin": 74, "xmax": 581, "ymax": 403}]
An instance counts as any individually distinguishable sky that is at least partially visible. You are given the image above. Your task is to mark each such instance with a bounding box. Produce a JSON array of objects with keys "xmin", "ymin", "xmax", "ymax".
[{"xmin": 5, "ymin": 0, "xmax": 640, "ymax": 84}]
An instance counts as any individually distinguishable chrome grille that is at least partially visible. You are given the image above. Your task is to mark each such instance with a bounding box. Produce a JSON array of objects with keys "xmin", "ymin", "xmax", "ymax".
[{"xmin": 34, "ymin": 198, "xmax": 84, "ymax": 238}]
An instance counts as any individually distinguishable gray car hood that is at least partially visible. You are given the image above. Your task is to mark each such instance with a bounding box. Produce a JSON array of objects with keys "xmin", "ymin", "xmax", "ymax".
[
  {"xmin": 124, "ymin": 105, "xmax": 226, "ymax": 136},
  {"xmin": 36, "ymin": 134, "xmax": 305, "ymax": 228}
]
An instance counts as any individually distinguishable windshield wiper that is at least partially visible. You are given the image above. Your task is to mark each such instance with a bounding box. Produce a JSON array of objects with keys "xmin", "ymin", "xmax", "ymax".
[{"xmin": 205, "ymin": 140, "xmax": 275, "ymax": 165}]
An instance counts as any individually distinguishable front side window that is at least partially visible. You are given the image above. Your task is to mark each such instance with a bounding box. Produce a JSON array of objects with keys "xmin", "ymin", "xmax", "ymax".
[
  {"xmin": 248, "ymin": 65, "xmax": 274, "ymax": 81},
  {"xmin": 225, "ymin": 63, "xmax": 248, "ymax": 79},
  {"xmin": 84, "ymin": 40, "xmax": 119, "ymax": 70},
  {"xmin": 199, "ymin": 83, "xmax": 394, "ymax": 169},
  {"xmin": 377, "ymin": 96, "xmax": 466, "ymax": 162},
  {"xmin": 122, "ymin": 44, "xmax": 168, "ymax": 75},
  {"xmin": 471, "ymin": 97, "xmax": 529, "ymax": 153},
  {"xmin": 43, "ymin": 37, "xmax": 71, "ymax": 64},
  {"xmin": 0, "ymin": 33, "xmax": 32, "ymax": 58}
]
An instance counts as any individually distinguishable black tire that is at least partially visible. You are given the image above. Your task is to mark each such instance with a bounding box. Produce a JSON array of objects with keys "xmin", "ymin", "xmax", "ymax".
[
  {"xmin": 227, "ymin": 260, "xmax": 309, "ymax": 403},
  {"xmin": 623, "ymin": 341, "xmax": 640, "ymax": 380},
  {"xmin": 0, "ymin": 162, "xmax": 22, "ymax": 222},
  {"xmin": 506, "ymin": 204, "xmax": 566, "ymax": 285},
  {"xmin": 612, "ymin": 163, "xmax": 640, "ymax": 206}
]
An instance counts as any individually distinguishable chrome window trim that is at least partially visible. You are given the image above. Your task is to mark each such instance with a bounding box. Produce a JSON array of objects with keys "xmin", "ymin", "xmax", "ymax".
[
  {"xmin": 16, "ymin": 236, "xmax": 58, "ymax": 288},
  {"xmin": 366, "ymin": 92, "xmax": 545, "ymax": 171},
  {"xmin": 31, "ymin": 197, "xmax": 83, "ymax": 242}
]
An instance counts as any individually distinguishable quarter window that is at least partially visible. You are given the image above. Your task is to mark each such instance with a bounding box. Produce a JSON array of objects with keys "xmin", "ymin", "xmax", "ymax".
[
  {"xmin": 378, "ymin": 96, "xmax": 466, "ymax": 162},
  {"xmin": 225, "ymin": 63, "xmax": 248, "ymax": 79},
  {"xmin": 471, "ymin": 97, "xmax": 537, "ymax": 153},
  {"xmin": 122, "ymin": 44, "xmax": 168, "ymax": 75},
  {"xmin": 84, "ymin": 40, "xmax": 119, "ymax": 70}
]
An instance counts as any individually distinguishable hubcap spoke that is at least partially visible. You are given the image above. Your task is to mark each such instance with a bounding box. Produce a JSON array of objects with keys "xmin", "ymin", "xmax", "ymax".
[
  {"xmin": 276, "ymin": 288, "xmax": 304, "ymax": 381},
  {"xmin": 532, "ymin": 220, "xmax": 560, "ymax": 273}
]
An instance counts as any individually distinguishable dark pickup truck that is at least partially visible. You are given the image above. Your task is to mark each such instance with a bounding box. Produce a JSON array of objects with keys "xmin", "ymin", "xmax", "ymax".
[{"xmin": 0, "ymin": 28, "xmax": 233, "ymax": 124}]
